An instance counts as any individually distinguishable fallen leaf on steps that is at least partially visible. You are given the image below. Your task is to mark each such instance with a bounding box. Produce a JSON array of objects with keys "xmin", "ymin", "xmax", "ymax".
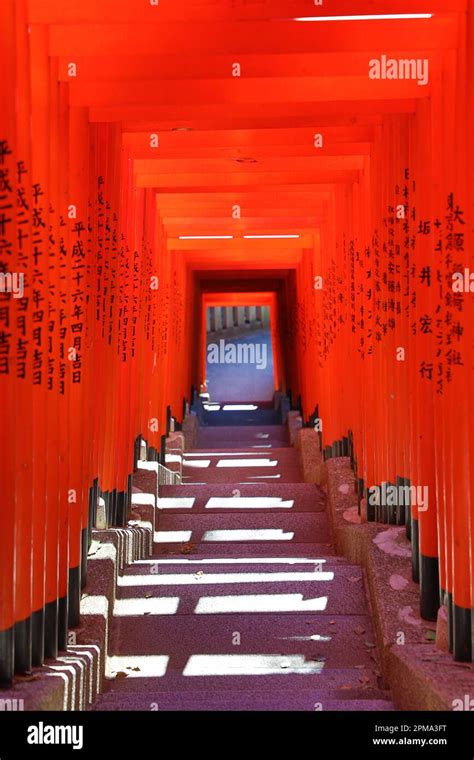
[{"xmin": 389, "ymin": 574, "xmax": 409, "ymax": 591}]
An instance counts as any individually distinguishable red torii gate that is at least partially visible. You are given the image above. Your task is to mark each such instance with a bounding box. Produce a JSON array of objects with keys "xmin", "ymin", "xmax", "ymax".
[{"xmin": 0, "ymin": 0, "xmax": 473, "ymax": 689}]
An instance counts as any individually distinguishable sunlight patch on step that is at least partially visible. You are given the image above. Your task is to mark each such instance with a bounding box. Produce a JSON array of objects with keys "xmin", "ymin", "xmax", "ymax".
[
  {"xmin": 118, "ymin": 570, "xmax": 334, "ymax": 587},
  {"xmin": 279, "ymin": 634, "xmax": 333, "ymax": 642},
  {"xmin": 205, "ymin": 497, "xmax": 294, "ymax": 509},
  {"xmin": 185, "ymin": 451, "xmax": 266, "ymax": 457},
  {"xmin": 107, "ymin": 655, "xmax": 169, "ymax": 678},
  {"xmin": 183, "ymin": 654, "xmax": 325, "ymax": 676},
  {"xmin": 155, "ymin": 530, "xmax": 192, "ymax": 542},
  {"xmin": 222, "ymin": 405, "xmax": 258, "ymax": 411},
  {"xmin": 194, "ymin": 593, "xmax": 328, "ymax": 613},
  {"xmin": 203, "ymin": 529, "xmax": 294, "ymax": 542},
  {"xmin": 183, "ymin": 459, "xmax": 211, "ymax": 468},
  {"xmin": 135, "ymin": 557, "xmax": 329, "ymax": 566},
  {"xmin": 157, "ymin": 498, "xmax": 196, "ymax": 510},
  {"xmin": 216, "ymin": 458, "xmax": 277, "ymax": 468},
  {"xmin": 113, "ymin": 598, "xmax": 180, "ymax": 616}
]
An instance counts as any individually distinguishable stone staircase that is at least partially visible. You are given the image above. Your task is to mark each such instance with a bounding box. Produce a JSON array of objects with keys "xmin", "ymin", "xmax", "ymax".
[{"xmin": 92, "ymin": 415, "xmax": 394, "ymax": 711}]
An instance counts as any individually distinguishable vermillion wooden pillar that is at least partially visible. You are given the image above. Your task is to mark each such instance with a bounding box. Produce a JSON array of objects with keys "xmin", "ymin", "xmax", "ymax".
[{"xmin": 0, "ymin": 0, "xmax": 17, "ymax": 686}]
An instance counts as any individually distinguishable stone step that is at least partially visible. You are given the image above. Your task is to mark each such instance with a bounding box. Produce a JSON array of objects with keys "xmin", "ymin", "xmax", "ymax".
[
  {"xmin": 114, "ymin": 569, "xmax": 367, "ymax": 617},
  {"xmin": 153, "ymin": 512, "xmax": 330, "ymax": 548},
  {"xmin": 157, "ymin": 483, "xmax": 326, "ymax": 513},
  {"xmin": 200, "ymin": 409, "xmax": 282, "ymax": 426},
  {"xmin": 107, "ymin": 612, "xmax": 377, "ymax": 668},
  {"xmin": 92, "ymin": 691, "xmax": 394, "ymax": 712},
  {"xmin": 197, "ymin": 425, "xmax": 289, "ymax": 447},
  {"xmin": 153, "ymin": 542, "xmax": 336, "ymax": 558},
  {"xmin": 127, "ymin": 556, "xmax": 351, "ymax": 574},
  {"xmin": 100, "ymin": 668, "xmax": 380, "ymax": 694},
  {"xmin": 181, "ymin": 448, "xmax": 301, "ymax": 484}
]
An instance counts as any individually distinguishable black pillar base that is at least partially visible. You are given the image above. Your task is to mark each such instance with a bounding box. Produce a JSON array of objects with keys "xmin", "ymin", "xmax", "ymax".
[
  {"xmin": 68, "ymin": 566, "xmax": 81, "ymax": 629},
  {"xmin": 101, "ymin": 491, "xmax": 110, "ymax": 525},
  {"xmin": 395, "ymin": 476, "xmax": 405, "ymax": 525},
  {"xmin": 379, "ymin": 482, "xmax": 388, "ymax": 524},
  {"xmin": 31, "ymin": 607, "xmax": 45, "ymax": 667},
  {"xmin": 405, "ymin": 478, "xmax": 412, "ymax": 540},
  {"xmin": 133, "ymin": 436, "xmax": 141, "ymax": 469},
  {"xmin": 0, "ymin": 627, "xmax": 14, "ymax": 687},
  {"xmin": 453, "ymin": 603, "xmax": 472, "ymax": 662},
  {"xmin": 420, "ymin": 554, "xmax": 440, "ymax": 621},
  {"xmin": 57, "ymin": 595, "xmax": 68, "ymax": 652},
  {"xmin": 111, "ymin": 489, "xmax": 118, "ymax": 525},
  {"xmin": 411, "ymin": 517, "xmax": 420, "ymax": 583},
  {"xmin": 365, "ymin": 482, "xmax": 376, "ymax": 522},
  {"xmin": 116, "ymin": 491, "xmax": 127, "ymax": 527},
  {"xmin": 81, "ymin": 526, "xmax": 88, "ymax": 588},
  {"xmin": 148, "ymin": 446, "xmax": 158, "ymax": 462},
  {"xmin": 14, "ymin": 616, "xmax": 32, "ymax": 674},
  {"xmin": 44, "ymin": 599, "xmax": 59, "ymax": 660},
  {"xmin": 387, "ymin": 482, "xmax": 397, "ymax": 525}
]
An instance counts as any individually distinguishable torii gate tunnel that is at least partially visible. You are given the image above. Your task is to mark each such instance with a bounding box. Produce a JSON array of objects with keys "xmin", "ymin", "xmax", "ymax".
[{"xmin": 0, "ymin": 0, "xmax": 473, "ymax": 711}]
